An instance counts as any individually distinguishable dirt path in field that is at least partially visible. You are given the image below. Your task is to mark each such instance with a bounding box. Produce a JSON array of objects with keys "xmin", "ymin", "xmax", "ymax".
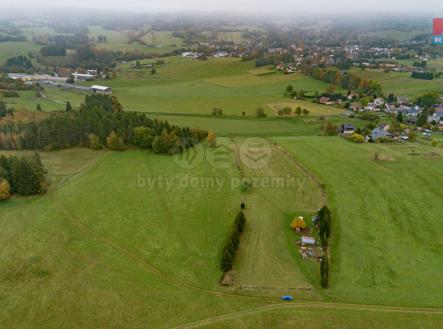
[
  {"xmin": 271, "ymin": 141, "xmax": 327, "ymax": 206},
  {"xmin": 50, "ymin": 156, "xmax": 285, "ymax": 303},
  {"xmin": 171, "ymin": 301, "xmax": 443, "ymax": 329},
  {"xmin": 49, "ymin": 143, "xmax": 443, "ymax": 329}
]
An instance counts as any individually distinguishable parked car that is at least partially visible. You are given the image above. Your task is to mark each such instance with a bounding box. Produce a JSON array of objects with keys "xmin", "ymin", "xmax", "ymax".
[{"xmin": 281, "ymin": 295, "xmax": 294, "ymax": 301}]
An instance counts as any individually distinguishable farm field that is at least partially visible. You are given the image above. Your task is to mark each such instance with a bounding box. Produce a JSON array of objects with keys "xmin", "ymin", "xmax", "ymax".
[
  {"xmin": 0, "ymin": 90, "xmax": 66, "ymax": 112},
  {"xmin": 0, "ymin": 41, "xmax": 41, "ymax": 65},
  {"xmin": 82, "ymin": 57, "xmax": 335, "ymax": 115},
  {"xmin": 144, "ymin": 114, "xmax": 355, "ymax": 137},
  {"xmin": 267, "ymin": 99, "xmax": 343, "ymax": 116},
  {"xmin": 392, "ymin": 57, "xmax": 443, "ymax": 72},
  {"xmin": 2, "ymin": 143, "xmax": 443, "ymax": 328},
  {"xmin": 0, "ymin": 147, "xmax": 256, "ymax": 328},
  {"xmin": 350, "ymin": 68, "xmax": 443, "ymax": 98},
  {"xmin": 360, "ymin": 29, "xmax": 428, "ymax": 42},
  {"xmin": 2, "ymin": 54, "xmax": 340, "ymax": 117},
  {"xmin": 3, "ymin": 18, "xmax": 443, "ymax": 328},
  {"xmin": 274, "ymin": 137, "xmax": 443, "ymax": 307},
  {"xmin": 233, "ymin": 139, "xmax": 323, "ymax": 291},
  {"xmin": 88, "ymin": 25, "xmax": 183, "ymax": 54}
]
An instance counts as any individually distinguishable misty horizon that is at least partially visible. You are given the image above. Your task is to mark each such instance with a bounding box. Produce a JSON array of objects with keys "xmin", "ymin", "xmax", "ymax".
[{"xmin": 2, "ymin": 0, "xmax": 443, "ymax": 17}]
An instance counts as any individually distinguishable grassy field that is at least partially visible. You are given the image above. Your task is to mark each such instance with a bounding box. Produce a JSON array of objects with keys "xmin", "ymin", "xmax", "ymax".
[
  {"xmin": 0, "ymin": 147, "xmax": 256, "ymax": 328},
  {"xmin": 0, "ymin": 90, "xmax": 66, "ymax": 112},
  {"xmin": 144, "ymin": 114, "xmax": 358, "ymax": 137},
  {"xmin": 350, "ymin": 68, "xmax": 443, "ymax": 98},
  {"xmin": 1, "ymin": 144, "xmax": 443, "ymax": 328},
  {"xmin": 87, "ymin": 25, "xmax": 183, "ymax": 54},
  {"xmin": 0, "ymin": 41, "xmax": 41, "ymax": 65},
  {"xmin": 82, "ymin": 57, "xmax": 335, "ymax": 115},
  {"xmin": 0, "ymin": 145, "xmax": 324, "ymax": 328},
  {"xmin": 9, "ymin": 57, "xmax": 339, "ymax": 117},
  {"xmin": 3, "ymin": 29, "xmax": 443, "ymax": 327},
  {"xmin": 274, "ymin": 137, "xmax": 443, "ymax": 307},
  {"xmin": 233, "ymin": 139, "xmax": 323, "ymax": 292},
  {"xmin": 360, "ymin": 29, "xmax": 428, "ymax": 42}
]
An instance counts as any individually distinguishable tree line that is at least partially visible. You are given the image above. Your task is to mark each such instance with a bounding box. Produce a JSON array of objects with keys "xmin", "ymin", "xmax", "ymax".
[
  {"xmin": 0, "ymin": 153, "xmax": 47, "ymax": 200},
  {"xmin": 302, "ymin": 66, "xmax": 383, "ymax": 97},
  {"xmin": 0, "ymin": 94, "xmax": 208, "ymax": 154},
  {"xmin": 220, "ymin": 211, "xmax": 246, "ymax": 273},
  {"xmin": 411, "ymin": 71, "xmax": 434, "ymax": 80},
  {"xmin": 317, "ymin": 206, "xmax": 331, "ymax": 288}
]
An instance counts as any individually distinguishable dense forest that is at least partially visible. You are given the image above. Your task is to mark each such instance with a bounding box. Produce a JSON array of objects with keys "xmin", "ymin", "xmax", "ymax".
[
  {"xmin": 0, "ymin": 153, "xmax": 47, "ymax": 200},
  {"xmin": 0, "ymin": 94, "xmax": 208, "ymax": 154}
]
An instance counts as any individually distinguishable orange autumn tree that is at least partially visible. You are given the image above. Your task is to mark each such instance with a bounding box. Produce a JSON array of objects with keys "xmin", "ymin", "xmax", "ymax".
[{"xmin": 290, "ymin": 216, "xmax": 306, "ymax": 231}]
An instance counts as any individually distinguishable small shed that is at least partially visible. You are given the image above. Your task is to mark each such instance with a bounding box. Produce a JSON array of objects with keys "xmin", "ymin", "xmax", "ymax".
[{"xmin": 301, "ymin": 236, "xmax": 316, "ymax": 245}]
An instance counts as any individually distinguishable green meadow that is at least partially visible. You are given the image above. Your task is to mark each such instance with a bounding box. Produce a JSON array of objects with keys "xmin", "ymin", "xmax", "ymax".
[
  {"xmin": 2, "ymin": 25, "xmax": 443, "ymax": 328},
  {"xmin": 6, "ymin": 57, "xmax": 339, "ymax": 118},
  {"xmin": 143, "ymin": 114, "xmax": 359, "ymax": 137},
  {"xmin": 233, "ymin": 139, "xmax": 323, "ymax": 292},
  {"xmin": 2, "ymin": 139, "xmax": 443, "ymax": 328},
  {"xmin": 87, "ymin": 25, "xmax": 184, "ymax": 54},
  {"xmin": 0, "ymin": 90, "xmax": 66, "ymax": 112},
  {"xmin": 275, "ymin": 137, "xmax": 443, "ymax": 307},
  {"xmin": 0, "ymin": 41, "xmax": 41, "ymax": 65},
  {"xmin": 350, "ymin": 68, "xmax": 443, "ymax": 98},
  {"xmin": 86, "ymin": 57, "xmax": 334, "ymax": 115}
]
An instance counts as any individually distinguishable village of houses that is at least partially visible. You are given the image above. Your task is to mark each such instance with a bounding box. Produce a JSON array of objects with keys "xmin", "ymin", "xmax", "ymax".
[
  {"xmin": 333, "ymin": 93, "xmax": 443, "ymax": 142},
  {"xmin": 4, "ymin": 37, "xmax": 443, "ymax": 146}
]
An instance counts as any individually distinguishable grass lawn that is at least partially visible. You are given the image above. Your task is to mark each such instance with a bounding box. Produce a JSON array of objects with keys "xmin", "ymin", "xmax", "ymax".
[{"xmin": 274, "ymin": 137, "xmax": 443, "ymax": 307}]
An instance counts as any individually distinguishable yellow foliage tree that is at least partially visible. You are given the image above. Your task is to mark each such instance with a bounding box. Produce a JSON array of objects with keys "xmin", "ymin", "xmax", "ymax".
[
  {"xmin": 207, "ymin": 131, "xmax": 217, "ymax": 147},
  {"xmin": 290, "ymin": 216, "xmax": 306, "ymax": 230},
  {"xmin": 0, "ymin": 179, "xmax": 11, "ymax": 200},
  {"xmin": 106, "ymin": 131, "xmax": 125, "ymax": 151}
]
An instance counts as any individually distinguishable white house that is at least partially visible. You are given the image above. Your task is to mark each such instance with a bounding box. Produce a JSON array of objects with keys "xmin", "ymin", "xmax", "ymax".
[
  {"xmin": 373, "ymin": 98, "xmax": 385, "ymax": 107},
  {"xmin": 428, "ymin": 110, "xmax": 443, "ymax": 124},
  {"xmin": 364, "ymin": 103, "xmax": 380, "ymax": 112}
]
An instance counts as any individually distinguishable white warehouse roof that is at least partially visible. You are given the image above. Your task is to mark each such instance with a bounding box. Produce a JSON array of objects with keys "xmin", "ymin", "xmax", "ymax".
[{"xmin": 90, "ymin": 85, "xmax": 111, "ymax": 91}]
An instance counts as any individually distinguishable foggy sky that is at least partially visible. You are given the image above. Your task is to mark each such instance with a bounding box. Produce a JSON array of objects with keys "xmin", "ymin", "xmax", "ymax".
[{"xmin": 3, "ymin": 0, "xmax": 443, "ymax": 15}]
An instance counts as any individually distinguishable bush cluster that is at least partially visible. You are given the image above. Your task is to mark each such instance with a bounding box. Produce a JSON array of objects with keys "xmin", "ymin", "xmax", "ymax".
[{"xmin": 347, "ymin": 133, "xmax": 365, "ymax": 143}]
